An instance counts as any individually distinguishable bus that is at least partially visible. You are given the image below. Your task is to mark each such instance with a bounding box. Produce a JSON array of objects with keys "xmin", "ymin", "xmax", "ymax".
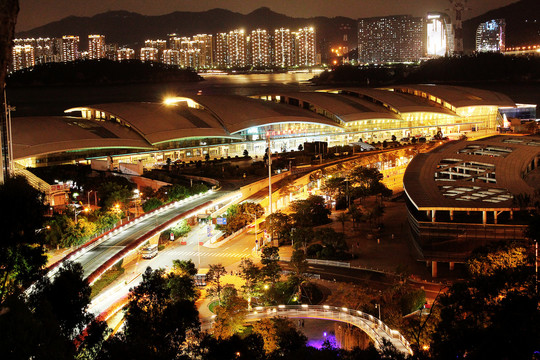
[
  {"xmin": 195, "ymin": 268, "xmax": 208, "ymax": 286},
  {"xmin": 140, "ymin": 244, "xmax": 158, "ymax": 259}
]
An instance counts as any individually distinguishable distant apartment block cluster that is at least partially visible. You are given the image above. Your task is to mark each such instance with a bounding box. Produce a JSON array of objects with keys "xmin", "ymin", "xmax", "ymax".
[
  {"xmin": 356, "ymin": 13, "xmax": 512, "ymax": 64},
  {"xmin": 11, "ymin": 27, "xmax": 317, "ymax": 72}
]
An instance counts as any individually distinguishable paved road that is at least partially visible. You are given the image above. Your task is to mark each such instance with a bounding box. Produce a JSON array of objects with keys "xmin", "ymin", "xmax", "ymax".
[
  {"xmin": 89, "ymin": 224, "xmax": 256, "ymax": 316},
  {"xmin": 74, "ymin": 191, "xmax": 226, "ymax": 278}
]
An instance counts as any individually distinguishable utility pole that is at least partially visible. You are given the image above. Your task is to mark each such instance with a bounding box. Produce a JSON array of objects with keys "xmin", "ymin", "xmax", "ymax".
[
  {"xmin": 267, "ymin": 135, "xmax": 273, "ymax": 244},
  {"xmin": 267, "ymin": 135, "xmax": 272, "ymax": 214}
]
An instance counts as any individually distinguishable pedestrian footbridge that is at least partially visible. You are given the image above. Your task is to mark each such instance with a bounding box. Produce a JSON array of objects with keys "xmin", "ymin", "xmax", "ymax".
[{"xmin": 209, "ymin": 304, "xmax": 413, "ymax": 355}]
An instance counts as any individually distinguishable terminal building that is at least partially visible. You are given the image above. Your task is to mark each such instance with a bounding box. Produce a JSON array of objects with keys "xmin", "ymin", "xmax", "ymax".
[
  {"xmin": 11, "ymin": 85, "xmax": 535, "ymax": 169},
  {"xmin": 404, "ymin": 135, "xmax": 540, "ymax": 277}
]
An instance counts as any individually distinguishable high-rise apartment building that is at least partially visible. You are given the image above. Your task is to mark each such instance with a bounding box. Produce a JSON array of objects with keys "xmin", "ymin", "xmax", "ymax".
[
  {"xmin": 357, "ymin": 15, "xmax": 424, "ymax": 64},
  {"xmin": 62, "ymin": 35, "xmax": 79, "ymax": 62},
  {"xmin": 117, "ymin": 48, "xmax": 135, "ymax": 61},
  {"xmin": 88, "ymin": 35, "xmax": 106, "ymax": 59},
  {"xmin": 163, "ymin": 49, "xmax": 181, "ymax": 66},
  {"xmin": 14, "ymin": 38, "xmax": 56, "ymax": 64},
  {"xmin": 295, "ymin": 27, "xmax": 316, "ymax": 66},
  {"xmin": 227, "ymin": 29, "xmax": 247, "ymax": 67},
  {"xmin": 140, "ymin": 47, "xmax": 158, "ymax": 62},
  {"xmin": 104, "ymin": 43, "xmax": 118, "ymax": 61},
  {"xmin": 476, "ymin": 19, "xmax": 505, "ymax": 53},
  {"xmin": 426, "ymin": 13, "xmax": 454, "ymax": 57},
  {"xmin": 168, "ymin": 34, "xmax": 185, "ymax": 50},
  {"xmin": 251, "ymin": 29, "xmax": 270, "ymax": 67},
  {"xmin": 215, "ymin": 33, "xmax": 228, "ymax": 68},
  {"xmin": 144, "ymin": 39, "xmax": 166, "ymax": 61},
  {"xmin": 11, "ymin": 45, "xmax": 35, "ymax": 71},
  {"xmin": 193, "ymin": 34, "xmax": 213, "ymax": 68}
]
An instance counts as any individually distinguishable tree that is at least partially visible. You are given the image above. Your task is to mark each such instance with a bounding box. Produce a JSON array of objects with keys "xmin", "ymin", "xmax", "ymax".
[
  {"xmin": 298, "ymin": 144, "xmax": 303, "ymax": 151},
  {"xmin": 101, "ymin": 267, "xmax": 200, "ymax": 360},
  {"xmin": 335, "ymin": 212, "xmax": 350, "ymax": 232},
  {"xmin": 288, "ymin": 250, "xmax": 309, "ymax": 303},
  {"xmin": 207, "ymin": 264, "xmax": 227, "ymax": 303},
  {"xmin": 1, "ymin": 261, "xmax": 109, "ymax": 360},
  {"xmin": 252, "ymin": 318, "xmax": 279, "ymax": 354},
  {"xmin": 190, "ymin": 183, "xmax": 208, "ymax": 195},
  {"xmin": 222, "ymin": 202, "xmax": 264, "ymax": 236},
  {"xmin": 239, "ymin": 258, "xmax": 261, "ymax": 308},
  {"xmin": 431, "ymin": 242, "xmax": 540, "ymax": 360},
  {"xmin": 142, "ymin": 197, "xmax": 163, "ymax": 212},
  {"xmin": 467, "ymin": 241, "xmax": 529, "ymax": 277},
  {"xmin": 172, "ymin": 259, "xmax": 197, "ymax": 277},
  {"xmin": 260, "ymin": 247, "xmax": 281, "ymax": 284},
  {"xmin": 167, "ymin": 184, "xmax": 188, "ymax": 202},
  {"xmin": 321, "ymin": 176, "xmax": 346, "ymax": 200},
  {"xmin": 211, "ymin": 287, "xmax": 248, "ymax": 340},
  {"xmin": 28, "ymin": 262, "xmax": 95, "ymax": 340},
  {"xmin": 315, "ymin": 228, "xmax": 348, "ymax": 253},
  {"xmin": 0, "ymin": 293, "xmax": 74, "ymax": 360},
  {"xmin": 290, "ymin": 195, "xmax": 331, "ymax": 227},
  {"xmin": 266, "ymin": 211, "xmax": 293, "ymax": 244},
  {"xmin": 243, "ymin": 149, "xmax": 249, "ymax": 157},
  {"xmin": 0, "ymin": 176, "xmax": 48, "ymax": 303},
  {"xmin": 291, "ymin": 227, "xmax": 314, "ymax": 252},
  {"xmin": 391, "ymin": 135, "xmax": 397, "ymax": 142},
  {"xmin": 98, "ymin": 181, "xmax": 134, "ymax": 210},
  {"xmin": 348, "ymin": 203, "xmax": 363, "ymax": 228}
]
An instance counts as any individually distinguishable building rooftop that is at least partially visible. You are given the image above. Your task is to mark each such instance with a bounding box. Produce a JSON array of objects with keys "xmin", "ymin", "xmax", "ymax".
[
  {"xmin": 12, "ymin": 116, "xmax": 152, "ymax": 160},
  {"xmin": 404, "ymin": 136, "xmax": 540, "ymax": 211}
]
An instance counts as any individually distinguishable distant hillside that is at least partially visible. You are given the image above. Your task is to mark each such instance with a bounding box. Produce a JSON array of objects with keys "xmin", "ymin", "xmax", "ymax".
[
  {"xmin": 16, "ymin": 7, "xmax": 358, "ymax": 54},
  {"xmin": 6, "ymin": 59, "xmax": 202, "ymax": 87},
  {"xmin": 463, "ymin": 0, "xmax": 540, "ymax": 52}
]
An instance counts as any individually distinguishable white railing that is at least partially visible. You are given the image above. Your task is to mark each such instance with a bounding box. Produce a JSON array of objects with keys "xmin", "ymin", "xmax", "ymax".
[{"xmin": 204, "ymin": 304, "xmax": 413, "ymax": 355}]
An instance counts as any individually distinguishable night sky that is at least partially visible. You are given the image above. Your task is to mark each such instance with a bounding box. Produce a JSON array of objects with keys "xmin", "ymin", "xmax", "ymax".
[{"xmin": 17, "ymin": 0, "xmax": 519, "ymax": 31}]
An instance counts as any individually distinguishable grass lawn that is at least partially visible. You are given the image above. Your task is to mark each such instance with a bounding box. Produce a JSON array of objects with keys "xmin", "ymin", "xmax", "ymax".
[
  {"xmin": 90, "ymin": 266, "xmax": 125, "ymax": 299},
  {"xmin": 208, "ymin": 300, "xmax": 220, "ymax": 313}
]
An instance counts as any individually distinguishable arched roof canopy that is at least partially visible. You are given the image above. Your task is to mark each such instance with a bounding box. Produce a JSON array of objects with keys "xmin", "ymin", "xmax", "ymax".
[
  {"xmin": 192, "ymin": 95, "xmax": 343, "ymax": 134},
  {"xmin": 323, "ymin": 88, "xmax": 457, "ymax": 116},
  {"xmin": 388, "ymin": 84, "xmax": 516, "ymax": 109},
  {"xmin": 253, "ymin": 92, "xmax": 402, "ymax": 123},
  {"xmin": 65, "ymin": 102, "xmax": 232, "ymax": 145},
  {"xmin": 12, "ymin": 116, "xmax": 152, "ymax": 160}
]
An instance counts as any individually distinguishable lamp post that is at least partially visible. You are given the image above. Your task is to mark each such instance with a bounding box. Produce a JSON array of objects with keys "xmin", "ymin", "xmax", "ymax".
[
  {"xmin": 375, "ymin": 303, "xmax": 381, "ymax": 320},
  {"xmin": 267, "ymin": 135, "xmax": 273, "ymax": 245},
  {"xmin": 74, "ymin": 207, "xmax": 89, "ymax": 223},
  {"xmin": 245, "ymin": 209, "xmax": 258, "ymax": 250}
]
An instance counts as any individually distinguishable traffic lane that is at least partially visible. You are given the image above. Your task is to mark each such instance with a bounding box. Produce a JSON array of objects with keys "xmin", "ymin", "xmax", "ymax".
[
  {"xmin": 89, "ymin": 234, "xmax": 254, "ymax": 315},
  {"xmin": 75, "ymin": 191, "xmax": 225, "ymax": 277}
]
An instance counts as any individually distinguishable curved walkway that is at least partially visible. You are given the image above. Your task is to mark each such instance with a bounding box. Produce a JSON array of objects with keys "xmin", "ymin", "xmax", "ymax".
[{"xmin": 206, "ymin": 304, "xmax": 413, "ymax": 355}]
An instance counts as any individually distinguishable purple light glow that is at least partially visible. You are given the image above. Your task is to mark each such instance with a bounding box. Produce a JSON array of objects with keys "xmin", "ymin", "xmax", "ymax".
[{"xmin": 307, "ymin": 334, "xmax": 337, "ymax": 350}]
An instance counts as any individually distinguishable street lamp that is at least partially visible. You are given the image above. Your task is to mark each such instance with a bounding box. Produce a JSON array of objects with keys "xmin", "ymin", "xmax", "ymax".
[
  {"xmin": 74, "ymin": 207, "xmax": 89, "ymax": 223},
  {"xmin": 375, "ymin": 303, "xmax": 381, "ymax": 319},
  {"xmin": 245, "ymin": 208, "xmax": 259, "ymax": 249},
  {"xmin": 87, "ymin": 190, "xmax": 97, "ymax": 208},
  {"xmin": 35, "ymin": 225, "xmax": 51, "ymax": 234}
]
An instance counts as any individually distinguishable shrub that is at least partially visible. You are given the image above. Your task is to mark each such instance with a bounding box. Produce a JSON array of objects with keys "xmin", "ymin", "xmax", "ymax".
[{"xmin": 307, "ymin": 244, "xmax": 323, "ymax": 258}]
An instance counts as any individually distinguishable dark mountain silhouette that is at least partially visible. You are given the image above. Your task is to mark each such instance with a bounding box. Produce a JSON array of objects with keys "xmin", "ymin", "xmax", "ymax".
[
  {"xmin": 16, "ymin": 7, "xmax": 357, "ymax": 52},
  {"xmin": 463, "ymin": 0, "xmax": 540, "ymax": 52}
]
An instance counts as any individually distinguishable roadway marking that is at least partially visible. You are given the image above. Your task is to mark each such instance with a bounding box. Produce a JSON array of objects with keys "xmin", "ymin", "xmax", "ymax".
[{"xmin": 169, "ymin": 250, "xmax": 248, "ymax": 258}]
